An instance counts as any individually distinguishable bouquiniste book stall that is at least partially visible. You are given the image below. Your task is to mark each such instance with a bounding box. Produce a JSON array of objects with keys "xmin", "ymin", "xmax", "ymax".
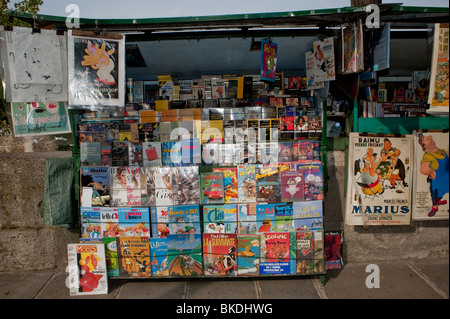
[{"xmin": 2, "ymin": 5, "xmax": 448, "ymax": 295}]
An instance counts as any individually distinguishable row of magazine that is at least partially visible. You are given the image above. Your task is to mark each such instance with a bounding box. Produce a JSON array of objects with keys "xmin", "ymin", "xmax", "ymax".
[
  {"xmin": 80, "ymin": 162, "xmax": 324, "ymax": 207},
  {"xmin": 80, "ymin": 139, "xmax": 320, "ymax": 167},
  {"xmin": 80, "ymin": 201, "xmax": 323, "ymax": 239}
]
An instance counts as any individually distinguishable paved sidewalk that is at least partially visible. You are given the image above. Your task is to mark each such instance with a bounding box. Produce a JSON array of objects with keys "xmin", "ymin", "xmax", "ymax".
[{"xmin": 0, "ymin": 259, "xmax": 448, "ymax": 300}]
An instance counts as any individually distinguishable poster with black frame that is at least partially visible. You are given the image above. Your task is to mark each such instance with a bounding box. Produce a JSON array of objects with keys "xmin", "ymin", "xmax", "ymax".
[
  {"xmin": 67, "ymin": 30, "xmax": 125, "ymax": 107},
  {"xmin": 345, "ymin": 132, "xmax": 413, "ymax": 226},
  {"xmin": 412, "ymin": 130, "xmax": 449, "ymax": 221}
]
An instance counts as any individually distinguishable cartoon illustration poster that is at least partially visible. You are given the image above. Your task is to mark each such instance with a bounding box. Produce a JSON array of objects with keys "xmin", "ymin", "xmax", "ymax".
[
  {"xmin": 10, "ymin": 102, "xmax": 71, "ymax": 136},
  {"xmin": 260, "ymin": 39, "xmax": 277, "ymax": 82},
  {"xmin": 312, "ymin": 37, "xmax": 336, "ymax": 82},
  {"xmin": 68, "ymin": 30, "xmax": 125, "ymax": 106},
  {"xmin": 428, "ymin": 23, "xmax": 449, "ymax": 114},
  {"xmin": 412, "ymin": 131, "xmax": 449, "ymax": 221},
  {"xmin": 345, "ymin": 133, "xmax": 413, "ymax": 226}
]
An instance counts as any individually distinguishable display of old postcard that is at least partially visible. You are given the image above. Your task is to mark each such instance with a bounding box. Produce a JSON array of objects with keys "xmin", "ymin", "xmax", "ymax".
[
  {"xmin": 412, "ymin": 131, "xmax": 449, "ymax": 221},
  {"xmin": 67, "ymin": 30, "xmax": 125, "ymax": 107},
  {"xmin": 345, "ymin": 133, "xmax": 413, "ymax": 226},
  {"xmin": 0, "ymin": 26, "xmax": 68, "ymax": 103},
  {"xmin": 10, "ymin": 102, "xmax": 71, "ymax": 137}
]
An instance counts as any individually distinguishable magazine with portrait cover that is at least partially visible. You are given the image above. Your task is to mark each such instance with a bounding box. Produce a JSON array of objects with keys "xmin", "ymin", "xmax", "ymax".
[
  {"xmin": 412, "ymin": 130, "xmax": 449, "ymax": 220},
  {"xmin": 109, "ymin": 166, "xmax": 141, "ymax": 206},
  {"xmin": 345, "ymin": 133, "xmax": 413, "ymax": 226},
  {"xmin": 154, "ymin": 167, "xmax": 175, "ymax": 206},
  {"xmin": 172, "ymin": 166, "xmax": 201, "ymax": 205}
]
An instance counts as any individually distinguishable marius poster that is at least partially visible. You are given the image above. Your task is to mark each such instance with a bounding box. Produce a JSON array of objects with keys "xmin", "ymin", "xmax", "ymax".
[
  {"xmin": 260, "ymin": 39, "xmax": 277, "ymax": 82},
  {"xmin": 412, "ymin": 131, "xmax": 449, "ymax": 221},
  {"xmin": 345, "ymin": 133, "xmax": 413, "ymax": 226}
]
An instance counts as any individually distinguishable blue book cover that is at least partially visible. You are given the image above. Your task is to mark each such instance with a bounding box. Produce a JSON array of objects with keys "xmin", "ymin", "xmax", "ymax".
[
  {"xmin": 150, "ymin": 237, "xmax": 169, "ymax": 276},
  {"xmin": 118, "ymin": 207, "xmax": 150, "ymax": 237},
  {"xmin": 292, "ymin": 200, "xmax": 323, "ymax": 219},
  {"xmin": 168, "ymin": 205, "xmax": 201, "ymax": 235},
  {"xmin": 255, "ymin": 203, "xmax": 275, "ymax": 233}
]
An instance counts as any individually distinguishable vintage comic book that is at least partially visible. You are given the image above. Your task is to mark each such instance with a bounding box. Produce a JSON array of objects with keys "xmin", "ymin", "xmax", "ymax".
[
  {"xmin": 102, "ymin": 237, "xmax": 119, "ymax": 277},
  {"xmin": 100, "ymin": 207, "xmax": 120, "ymax": 238},
  {"xmin": 200, "ymin": 172, "xmax": 225, "ymax": 204},
  {"xmin": 116, "ymin": 236, "xmax": 151, "ymax": 277},
  {"xmin": 412, "ymin": 131, "xmax": 449, "ymax": 220},
  {"xmin": 260, "ymin": 232, "xmax": 291, "ymax": 275},
  {"xmin": 237, "ymin": 203, "xmax": 257, "ymax": 234},
  {"xmin": 236, "ymin": 234, "xmax": 260, "ymax": 276},
  {"xmin": 80, "ymin": 166, "xmax": 110, "ymax": 207},
  {"xmin": 300, "ymin": 162, "xmax": 324, "ymax": 201},
  {"xmin": 150, "ymin": 237, "xmax": 169, "ymax": 276},
  {"xmin": 118, "ymin": 207, "xmax": 150, "ymax": 237},
  {"xmin": 213, "ymin": 167, "xmax": 238, "ymax": 204},
  {"xmin": 345, "ymin": 133, "xmax": 413, "ymax": 226},
  {"xmin": 150, "ymin": 206, "xmax": 170, "ymax": 238},
  {"xmin": 167, "ymin": 233, "xmax": 203, "ymax": 277},
  {"xmin": 168, "ymin": 204, "xmax": 201, "ymax": 235},
  {"xmin": 203, "ymin": 204, "xmax": 238, "ymax": 234},
  {"xmin": 67, "ymin": 243, "xmax": 108, "ymax": 295},
  {"xmin": 203, "ymin": 233, "xmax": 237, "ymax": 276},
  {"xmin": 237, "ymin": 165, "xmax": 257, "ymax": 203},
  {"xmin": 256, "ymin": 203, "xmax": 275, "ymax": 233},
  {"xmin": 80, "ymin": 207, "xmax": 102, "ymax": 239},
  {"xmin": 274, "ymin": 203, "xmax": 294, "ymax": 232},
  {"xmin": 280, "ymin": 170, "xmax": 304, "ymax": 202}
]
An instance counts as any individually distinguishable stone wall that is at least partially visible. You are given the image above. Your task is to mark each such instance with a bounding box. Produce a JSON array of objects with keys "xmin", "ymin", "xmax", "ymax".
[{"xmin": 0, "ymin": 135, "xmax": 78, "ymax": 271}]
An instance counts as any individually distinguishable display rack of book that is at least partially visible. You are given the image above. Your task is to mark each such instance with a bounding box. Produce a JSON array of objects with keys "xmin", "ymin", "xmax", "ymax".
[{"xmin": 73, "ymin": 75, "xmax": 327, "ymax": 281}]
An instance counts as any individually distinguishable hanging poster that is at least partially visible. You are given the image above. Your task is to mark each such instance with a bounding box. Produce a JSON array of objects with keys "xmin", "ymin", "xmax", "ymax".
[
  {"xmin": 412, "ymin": 131, "xmax": 449, "ymax": 221},
  {"xmin": 305, "ymin": 51, "xmax": 324, "ymax": 90},
  {"xmin": 312, "ymin": 37, "xmax": 336, "ymax": 82},
  {"xmin": 260, "ymin": 40, "xmax": 277, "ymax": 82},
  {"xmin": 345, "ymin": 133, "xmax": 413, "ymax": 226},
  {"xmin": 0, "ymin": 26, "xmax": 68, "ymax": 102},
  {"xmin": 341, "ymin": 20, "xmax": 364, "ymax": 74},
  {"xmin": 67, "ymin": 30, "xmax": 125, "ymax": 107},
  {"xmin": 428, "ymin": 23, "xmax": 449, "ymax": 114},
  {"xmin": 10, "ymin": 101, "xmax": 71, "ymax": 137}
]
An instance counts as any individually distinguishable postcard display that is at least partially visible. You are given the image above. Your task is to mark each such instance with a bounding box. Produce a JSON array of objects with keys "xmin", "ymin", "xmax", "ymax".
[{"xmin": 73, "ymin": 38, "xmax": 331, "ymax": 281}]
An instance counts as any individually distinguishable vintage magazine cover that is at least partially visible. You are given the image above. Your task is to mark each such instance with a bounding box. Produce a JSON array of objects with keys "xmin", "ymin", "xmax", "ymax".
[
  {"xmin": 428, "ymin": 23, "xmax": 449, "ymax": 114},
  {"xmin": 80, "ymin": 166, "xmax": 110, "ymax": 207},
  {"xmin": 67, "ymin": 243, "xmax": 108, "ymax": 295},
  {"xmin": 67, "ymin": 30, "xmax": 125, "ymax": 107},
  {"xmin": 237, "ymin": 234, "xmax": 260, "ymax": 276},
  {"xmin": 203, "ymin": 233, "xmax": 237, "ymax": 276},
  {"xmin": 260, "ymin": 39, "xmax": 278, "ymax": 82},
  {"xmin": 345, "ymin": 133, "xmax": 413, "ymax": 226},
  {"xmin": 412, "ymin": 131, "xmax": 449, "ymax": 220}
]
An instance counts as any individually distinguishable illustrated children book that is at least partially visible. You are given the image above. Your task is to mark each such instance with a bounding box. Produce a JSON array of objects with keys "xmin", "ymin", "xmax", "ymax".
[
  {"xmin": 80, "ymin": 207, "xmax": 102, "ymax": 239},
  {"xmin": 150, "ymin": 206, "xmax": 170, "ymax": 238},
  {"xmin": 203, "ymin": 204, "xmax": 238, "ymax": 234},
  {"xmin": 167, "ymin": 233, "xmax": 203, "ymax": 277},
  {"xmin": 67, "ymin": 243, "xmax": 108, "ymax": 296},
  {"xmin": 203, "ymin": 233, "xmax": 237, "ymax": 276},
  {"xmin": 116, "ymin": 236, "xmax": 151, "ymax": 277},
  {"xmin": 168, "ymin": 204, "xmax": 201, "ymax": 235},
  {"xmin": 255, "ymin": 203, "xmax": 275, "ymax": 233},
  {"xmin": 237, "ymin": 203, "xmax": 257, "ymax": 234},
  {"xmin": 102, "ymin": 237, "xmax": 119, "ymax": 277},
  {"xmin": 237, "ymin": 234, "xmax": 260, "ymax": 276},
  {"xmin": 237, "ymin": 165, "xmax": 257, "ymax": 203}
]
